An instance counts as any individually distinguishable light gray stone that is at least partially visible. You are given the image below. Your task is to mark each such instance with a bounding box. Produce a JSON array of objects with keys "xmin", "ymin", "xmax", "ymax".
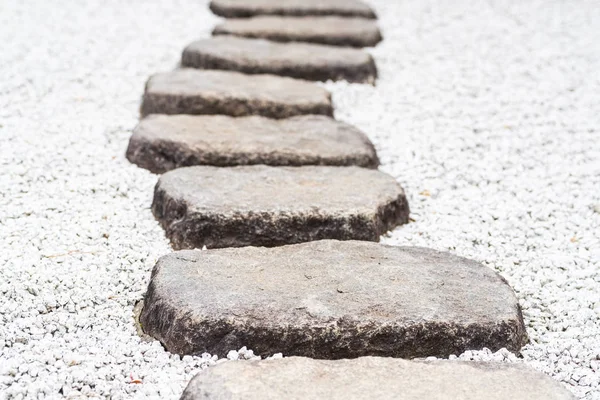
[
  {"xmin": 209, "ymin": 0, "xmax": 376, "ymax": 19},
  {"xmin": 126, "ymin": 114, "xmax": 378, "ymax": 173},
  {"xmin": 151, "ymin": 166, "xmax": 409, "ymax": 249},
  {"xmin": 180, "ymin": 357, "xmax": 575, "ymax": 400},
  {"xmin": 213, "ymin": 16, "xmax": 382, "ymax": 48},
  {"xmin": 140, "ymin": 69, "xmax": 332, "ymax": 119},
  {"xmin": 140, "ymin": 240, "xmax": 527, "ymax": 358},
  {"xmin": 182, "ymin": 37, "xmax": 377, "ymax": 83}
]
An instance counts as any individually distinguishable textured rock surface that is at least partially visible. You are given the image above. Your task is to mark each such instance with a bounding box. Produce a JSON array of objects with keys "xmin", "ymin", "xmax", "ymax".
[
  {"xmin": 126, "ymin": 114, "xmax": 378, "ymax": 173},
  {"xmin": 180, "ymin": 357, "xmax": 575, "ymax": 400},
  {"xmin": 209, "ymin": 0, "xmax": 376, "ymax": 19},
  {"xmin": 140, "ymin": 69, "xmax": 332, "ymax": 118},
  {"xmin": 140, "ymin": 241, "xmax": 527, "ymax": 358},
  {"xmin": 182, "ymin": 37, "xmax": 377, "ymax": 83},
  {"xmin": 151, "ymin": 166, "xmax": 408, "ymax": 249},
  {"xmin": 213, "ymin": 16, "xmax": 382, "ymax": 48}
]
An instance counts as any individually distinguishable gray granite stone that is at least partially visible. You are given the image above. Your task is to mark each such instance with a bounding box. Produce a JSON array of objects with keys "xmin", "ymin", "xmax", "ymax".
[
  {"xmin": 126, "ymin": 114, "xmax": 379, "ymax": 173},
  {"xmin": 209, "ymin": 0, "xmax": 376, "ymax": 19},
  {"xmin": 213, "ymin": 16, "xmax": 382, "ymax": 48},
  {"xmin": 140, "ymin": 69, "xmax": 332, "ymax": 119},
  {"xmin": 182, "ymin": 37, "xmax": 377, "ymax": 83},
  {"xmin": 140, "ymin": 240, "xmax": 527, "ymax": 358},
  {"xmin": 180, "ymin": 357, "xmax": 574, "ymax": 400},
  {"xmin": 151, "ymin": 166, "xmax": 409, "ymax": 249}
]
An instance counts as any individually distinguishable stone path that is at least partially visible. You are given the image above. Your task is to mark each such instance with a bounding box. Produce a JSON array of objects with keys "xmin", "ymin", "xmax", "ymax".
[
  {"xmin": 209, "ymin": 0, "xmax": 377, "ymax": 19},
  {"xmin": 152, "ymin": 167, "xmax": 409, "ymax": 249},
  {"xmin": 126, "ymin": 114, "xmax": 379, "ymax": 173},
  {"xmin": 182, "ymin": 36, "xmax": 377, "ymax": 83},
  {"xmin": 141, "ymin": 69, "xmax": 333, "ymax": 118},
  {"xmin": 123, "ymin": 0, "xmax": 571, "ymax": 397},
  {"xmin": 213, "ymin": 16, "xmax": 382, "ymax": 48},
  {"xmin": 140, "ymin": 241, "xmax": 527, "ymax": 358},
  {"xmin": 180, "ymin": 357, "xmax": 576, "ymax": 400}
]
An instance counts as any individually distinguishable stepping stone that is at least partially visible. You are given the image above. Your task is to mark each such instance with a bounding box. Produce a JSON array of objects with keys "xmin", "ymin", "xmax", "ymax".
[
  {"xmin": 126, "ymin": 114, "xmax": 379, "ymax": 173},
  {"xmin": 213, "ymin": 16, "xmax": 382, "ymax": 48},
  {"xmin": 182, "ymin": 37, "xmax": 377, "ymax": 83},
  {"xmin": 140, "ymin": 241, "xmax": 528, "ymax": 358},
  {"xmin": 152, "ymin": 166, "xmax": 408, "ymax": 249},
  {"xmin": 209, "ymin": 0, "xmax": 377, "ymax": 19},
  {"xmin": 140, "ymin": 69, "xmax": 332, "ymax": 119},
  {"xmin": 180, "ymin": 357, "xmax": 575, "ymax": 400}
]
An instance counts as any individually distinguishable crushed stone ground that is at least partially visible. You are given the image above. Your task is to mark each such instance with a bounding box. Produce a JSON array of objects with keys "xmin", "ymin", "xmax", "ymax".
[{"xmin": 1, "ymin": 0, "xmax": 599, "ymax": 398}]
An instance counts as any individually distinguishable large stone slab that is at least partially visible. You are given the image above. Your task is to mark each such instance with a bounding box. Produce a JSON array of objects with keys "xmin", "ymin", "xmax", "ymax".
[
  {"xmin": 152, "ymin": 167, "xmax": 408, "ymax": 249},
  {"xmin": 140, "ymin": 241, "xmax": 527, "ymax": 358},
  {"xmin": 140, "ymin": 69, "xmax": 332, "ymax": 119},
  {"xmin": 126, "ymin": 114, "xmax": 379, "ymax": 173},
  {"xmin": 213, "ymin": 16, "xmax": 382, "ymax": 48},
  {"xmin": 209, "ymin": 0, "xmax": 377, "ymax": 19},
  {"xmin": 182, "ymin": 37, "xmax": 377, "ymax": 83},
  {"xmin": 180, "ymin": 357, "xmax": 574, "ymax": 400}
]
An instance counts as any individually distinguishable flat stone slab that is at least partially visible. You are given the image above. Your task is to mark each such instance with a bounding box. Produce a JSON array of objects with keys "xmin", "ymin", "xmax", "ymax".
[
  {"xmin": 126, "ymin": 114, "xmax": 379, "ymax": 173},
  {"xmin": 140, "ymin": 240, "xmax": 527, "ymax": 358},
  {"xmin": 152, "ymin": 166, "xmax": 408, "ymax": 249},
  {"xmin": 180, "ymin": 357, "xmax": 575, "ymax": 400},
  {"xmin": 213, "ymin": 16, "xmax": 382, "ymax": 48},
  {"xmin": 182, "ymin": 37, "xmax": 377, "ymax": 83},
  {"xmin": 140, "ymin": 69, "xmax": 332, "ymax": 119},
  {"xmin": 209, "ymin": 0, "xmax": 377, "ymax": 19}
]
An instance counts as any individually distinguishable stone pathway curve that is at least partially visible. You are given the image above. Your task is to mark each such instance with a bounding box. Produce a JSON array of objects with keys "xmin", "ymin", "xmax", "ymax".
[{"xmin": 120, "ymin": 0, "xmax": 572, "ymax": 397}]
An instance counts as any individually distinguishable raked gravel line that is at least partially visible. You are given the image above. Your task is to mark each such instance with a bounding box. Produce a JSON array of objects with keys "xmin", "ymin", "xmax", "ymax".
[{"xmin": 0, "ymin": 0, "xmax": 599, "ymax": 399}]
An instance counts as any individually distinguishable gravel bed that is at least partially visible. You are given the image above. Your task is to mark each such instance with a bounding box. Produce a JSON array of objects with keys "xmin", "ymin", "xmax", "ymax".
[{"xmin": 0, "ymin": 0, "xmax": 599, "ymax": 399}]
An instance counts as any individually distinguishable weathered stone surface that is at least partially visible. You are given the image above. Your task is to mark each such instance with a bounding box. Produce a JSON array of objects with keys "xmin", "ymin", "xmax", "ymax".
[
  {"xmin": 182, "ymin": 37, "xmax": 377, "ymax": 83},
  {"xmin": 209, "ymin": 0, "xmax": 376, "ymax": 19},
  {"xmin": 151, "ymin": 167, "xmax": 408, "ymax": 249},
  {"xmin": 140, "ymin": 241, "xmax": 527, "ymax": 359},
  {"xmin": 180, "ymin": 357, "xmax": 575, "ymax": 400},
  {"xmin": 140, "ymin": 69, "xmax": 332, "ymax": 119},
  {"xmin": 213, "ymin": 16, "xmax": 382, "ymax": 48},
  {"xmin": 126, "ymin": 114, "xmax": 378, "ymax": 173}
]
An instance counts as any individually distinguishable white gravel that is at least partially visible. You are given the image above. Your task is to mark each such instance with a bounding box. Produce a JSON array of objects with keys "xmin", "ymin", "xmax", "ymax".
[{"xmin": 1, "ymin": 0, "xmax": 599, "ymax": 399}]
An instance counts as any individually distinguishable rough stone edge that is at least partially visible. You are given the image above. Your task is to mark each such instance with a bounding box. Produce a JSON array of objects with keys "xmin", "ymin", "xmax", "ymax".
[
  {"xmin": 132, "ymin": 300, "xmax": 156, "ymax": 343},
  {"xmin": 208, "ymin": 1, "xmax": 377, "ymax": 19},
  {"xmin": 181, "ymin": 43, "xmax": 378, "ymax": 84},
  {"xmin": 150, "ymin": 180, "xmax": 409, "ymax": 249}
]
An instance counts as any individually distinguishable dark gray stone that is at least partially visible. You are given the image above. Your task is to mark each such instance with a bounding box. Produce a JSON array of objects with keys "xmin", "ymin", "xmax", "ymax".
[
  {"xmin": 182, "ymin": 37, "xmax": 377, "ymax": 83},
  {"xmin": 140, "ymin": 69, "xmax": 332, "ymax": 119},
  {"xmin": 126, "ymin": 114, "xmax": 379, "ymax": 173},
  {"xmin": 209, "ymin": 0, "xmax": 377, "ymax": 19},
  {"xmin": 213, "ymin": 16, "xmax": 382, "ymax": 48},
  {"xmin": 140, "ymin": 240, "xmax": 527, "ymax": 359},
  {"xmin": 152, "ymin": 166, "xmax": 408, "ymax": 249},
  {"xmin": 180, "ymin": 357, "xmax": 575, "ymax": 400}
]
